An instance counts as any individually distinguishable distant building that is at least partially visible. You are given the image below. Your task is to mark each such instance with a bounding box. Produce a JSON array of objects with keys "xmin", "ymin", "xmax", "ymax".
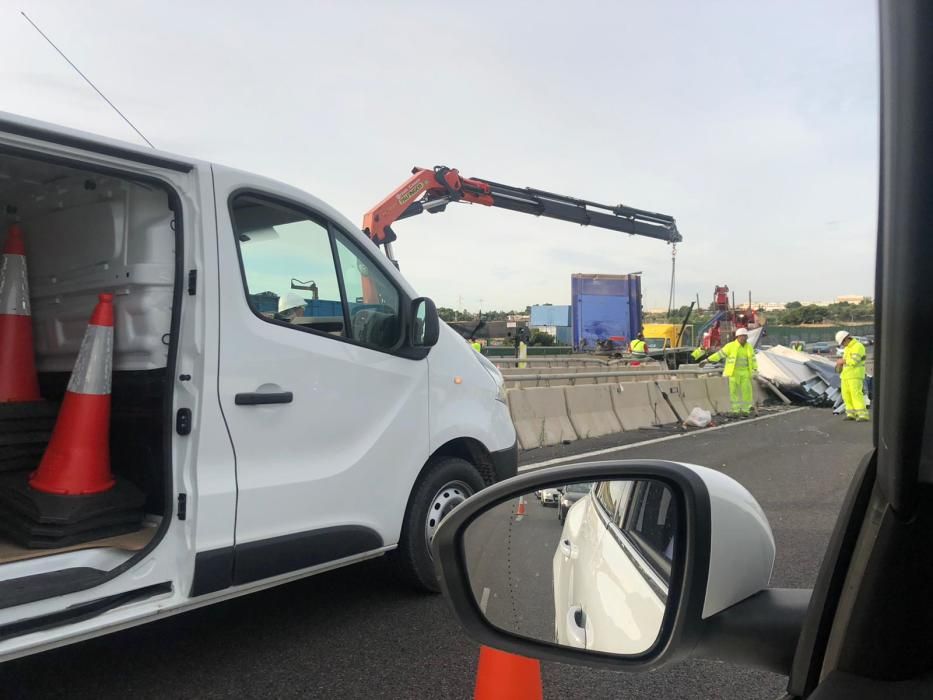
[
  {"xmin": 835, "ymin": 295, "xmax": 868, "ymax": 304},
  {"xmin": 483, "ymin": 319, "xmax": 528, "ymax": 340},
  {"xmin": 754, "ymin": 302, "xmax": 786, "ymax": 312}
]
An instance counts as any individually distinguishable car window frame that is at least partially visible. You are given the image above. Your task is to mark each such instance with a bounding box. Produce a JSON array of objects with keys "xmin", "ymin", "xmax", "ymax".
[
  {"xmin": 619, "ymin": 481, "xmax": 675, "ymax": 584},
  {"xmin": 593, "ymin": 481, "xmax": 620, "ymax": 525},
  {"xmin": 597, "ymin": 479, "xmax": 670, "ymax": 603},
  {"xmin": 227, "ymin": 189, "xmax": 413, "ymax": 357},
  {"xmin": 331, "ymin": 228, "xmax": 405, "ymax": 350}
]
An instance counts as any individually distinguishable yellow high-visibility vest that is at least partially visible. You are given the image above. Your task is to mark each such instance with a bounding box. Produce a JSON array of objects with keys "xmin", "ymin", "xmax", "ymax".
[
  {"xmin": 841, "ymin": 339, "xmax": 866, "ymax": 381},
  {"xmin": 707, "ymin": 340, "xmax": 757, "ymax": 377}
]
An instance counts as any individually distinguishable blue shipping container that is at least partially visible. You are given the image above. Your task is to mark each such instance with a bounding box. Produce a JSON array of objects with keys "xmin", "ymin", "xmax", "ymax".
[{"xmin": 571, "ymin": 273, "xmax": 643, "ymax": 350}]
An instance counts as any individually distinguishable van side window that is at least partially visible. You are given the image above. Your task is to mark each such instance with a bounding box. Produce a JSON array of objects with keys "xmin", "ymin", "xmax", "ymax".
[
  {"xmin": 232, "ymin": 196, "xmax": 347, "ymax": 336},
  {"xmin": 334, "ymin": 233, "xmax": 401, "ymax": 350}
]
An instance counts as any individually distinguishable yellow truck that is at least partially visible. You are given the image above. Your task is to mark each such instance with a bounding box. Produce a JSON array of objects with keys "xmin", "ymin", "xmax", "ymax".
[
  {"xmin": 642, "ymin": 323, "xmax": 694, "ymax": 351},
  {"xmin": 640, "ymin": 323, "xmax": 696, "ymax": 368}
]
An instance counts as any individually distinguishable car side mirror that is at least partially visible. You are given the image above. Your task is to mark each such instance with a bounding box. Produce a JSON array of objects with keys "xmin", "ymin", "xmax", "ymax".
[
  {"xmin": 412, "ymin": 297, "xmax": 440, "ymax": 348},
  {"xmin": 432, "ymin": 460, "xmax": 810, "ymax": 674}
]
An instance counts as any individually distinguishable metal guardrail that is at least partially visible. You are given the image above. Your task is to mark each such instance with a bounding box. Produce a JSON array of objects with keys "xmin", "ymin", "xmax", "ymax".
[
  {"xmin": 492, "ymin": 357, "xmax": 609, "ymax": 366},
  {"xmin": 504, "ymin": 368, "xmax": 720, "ymax": 382}
]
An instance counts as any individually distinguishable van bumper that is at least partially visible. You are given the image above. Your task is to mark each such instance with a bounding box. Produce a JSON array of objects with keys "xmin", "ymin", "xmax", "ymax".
[{"xmin": 490, "ymin": 440, "xmax": 518, "ymax": 482}]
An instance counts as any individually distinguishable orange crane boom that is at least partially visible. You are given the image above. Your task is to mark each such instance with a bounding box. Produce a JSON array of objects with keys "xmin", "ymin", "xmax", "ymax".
[{"xmin": 363, "ymin": 165, "xmax": 681, "ymax": 265}]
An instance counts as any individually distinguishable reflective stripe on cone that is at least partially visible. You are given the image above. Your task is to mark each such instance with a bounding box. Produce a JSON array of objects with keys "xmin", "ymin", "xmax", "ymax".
[{"xmin": 30, "ymin": 293, "xmax": 116, "ymax": 495}]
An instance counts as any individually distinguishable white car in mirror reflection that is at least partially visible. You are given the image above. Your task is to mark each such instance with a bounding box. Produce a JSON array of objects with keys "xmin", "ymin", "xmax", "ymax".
[
  {"xmin": 540, "ymin": 488, "xmax": 561, "ymax": 506},
  {"xmin": 552, "ymin": 481, "xmax": 677, "ymax": 655}
]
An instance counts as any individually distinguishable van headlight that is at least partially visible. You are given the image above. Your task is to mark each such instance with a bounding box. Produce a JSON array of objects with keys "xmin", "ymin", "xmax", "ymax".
[{"xmin": 474, "ymin": 351, "xmax": 507, "ymax": 403}]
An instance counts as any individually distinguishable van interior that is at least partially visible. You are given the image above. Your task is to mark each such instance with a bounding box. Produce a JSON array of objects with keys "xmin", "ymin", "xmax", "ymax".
[{"xmin": 0, "ymin": 150, "xmax": 176, "ymax": 607}]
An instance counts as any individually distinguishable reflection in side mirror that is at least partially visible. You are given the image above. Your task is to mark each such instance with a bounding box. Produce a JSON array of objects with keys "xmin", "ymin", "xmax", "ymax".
[
  {"xmin": 434, "ymin": 462, "xmax": 795, "ymax": 673},
  {"xmin": 412, "ymin": 296, "xmax": 440, "ymax": 347},
  {"xmin": 463, "ymin": 479, "xmax": 679, "ymax": 656}
]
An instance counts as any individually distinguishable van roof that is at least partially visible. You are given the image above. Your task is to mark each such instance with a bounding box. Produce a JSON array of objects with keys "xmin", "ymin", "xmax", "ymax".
[{"xmin": 0, "ymin": 110, "xmax": 200, "ymax": 173}]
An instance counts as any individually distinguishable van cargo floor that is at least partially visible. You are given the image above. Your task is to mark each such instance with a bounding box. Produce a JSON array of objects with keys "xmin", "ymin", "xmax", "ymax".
[{"xmin": 0, "ymin": 524, "xmax": 156, "ymax": 565}]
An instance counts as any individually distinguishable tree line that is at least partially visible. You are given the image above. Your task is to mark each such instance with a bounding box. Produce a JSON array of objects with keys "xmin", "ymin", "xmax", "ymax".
[{"xmin": 645, "ymin": 298, "xmax": 874, "ymax": 326}]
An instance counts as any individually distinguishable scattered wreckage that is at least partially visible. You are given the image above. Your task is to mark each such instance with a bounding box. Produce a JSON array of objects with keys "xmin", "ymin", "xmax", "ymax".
[{"xmin": 754, "ymin": 345, "xmax": 871, "ymax": 413}]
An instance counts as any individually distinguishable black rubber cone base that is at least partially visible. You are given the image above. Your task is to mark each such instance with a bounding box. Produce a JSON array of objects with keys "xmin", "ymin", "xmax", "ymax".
[
  {"xmin": 0, "ymin": 512, "xmax": 143, "ymax": 548},
  {"xmin": 0, "ymin": 472, "xmax": 144, "ymax": 525},
  {"xmin": 0, "ymin": 472, "xmax": 145, "ymax": 549},
  {"xmin": 0, "ymin": 401, "xmax": 59, "ymax": 421},
  {"xmin": 0, "ymin": 401, "xmax": 58, "ymax": 473}
]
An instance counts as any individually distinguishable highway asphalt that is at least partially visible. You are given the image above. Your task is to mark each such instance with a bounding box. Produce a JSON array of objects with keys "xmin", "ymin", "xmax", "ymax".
[
  {"xmin": 0, "ymin": 407, "xmax": 872, "ymax": 699},
  {"xmin": 463, "ymin": 494, "xmax": 562, "ymax": 644}
]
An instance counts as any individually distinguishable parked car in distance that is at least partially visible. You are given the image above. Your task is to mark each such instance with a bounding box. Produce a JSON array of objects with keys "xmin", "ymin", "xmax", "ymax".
[
  {"xmin": 558, "ymin": 482, "xmax": 593, "ymax": 522},
  {"xmin": 541, "ymin": 488, "xmax": 561, "ymax": 506},
  {"xmin": 806, "ymin": 341, "xmax": 836, "ymax": 354}
]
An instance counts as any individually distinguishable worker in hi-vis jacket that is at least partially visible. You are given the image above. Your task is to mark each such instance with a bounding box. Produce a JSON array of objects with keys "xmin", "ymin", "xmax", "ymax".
[
  {"xmin": 706, "ymin": 327, "xmax": 757, "ymax": 416},
  {"xmin": 835, "ymin": 331, "xmax": 869, "ymax": 421}
]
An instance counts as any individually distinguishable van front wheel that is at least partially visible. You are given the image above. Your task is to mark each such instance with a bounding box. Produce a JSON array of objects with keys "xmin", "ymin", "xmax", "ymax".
[{"xmin": 393, "ymin": 457, "xmax": 485, "ymax": 593}]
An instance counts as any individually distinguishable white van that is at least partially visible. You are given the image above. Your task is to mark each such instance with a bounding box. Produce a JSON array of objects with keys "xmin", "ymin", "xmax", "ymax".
[{"xmin": 0, "ymin": 112, "xmax": 516, "ymax": 660}]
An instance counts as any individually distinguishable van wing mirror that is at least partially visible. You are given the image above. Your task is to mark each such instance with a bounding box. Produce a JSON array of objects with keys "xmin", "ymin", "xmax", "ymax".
[
  {"xmin": 412, "ymin": 297, "xmax": 440, "ymax": 348},
  {"xmin": 433, "ymin": 460, "xmax": 809, "ymax": 674}
]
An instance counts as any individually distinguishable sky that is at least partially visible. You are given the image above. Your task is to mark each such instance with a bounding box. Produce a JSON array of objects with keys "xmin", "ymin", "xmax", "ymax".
[{"xmin": 2, "ymin": 1, "xmax": 879, "ymax": 312}]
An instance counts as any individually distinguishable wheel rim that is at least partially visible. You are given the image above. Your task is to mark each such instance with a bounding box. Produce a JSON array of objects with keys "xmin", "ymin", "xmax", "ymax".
[{"xmin": 425, "ymin": 480, "xmax": 475, "ymax": 553}]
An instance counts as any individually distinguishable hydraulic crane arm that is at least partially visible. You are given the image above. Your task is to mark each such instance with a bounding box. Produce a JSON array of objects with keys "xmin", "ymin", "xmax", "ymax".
[{"xmin": 363, "ymin": 165, "xmax": 682, "ymax": 264}]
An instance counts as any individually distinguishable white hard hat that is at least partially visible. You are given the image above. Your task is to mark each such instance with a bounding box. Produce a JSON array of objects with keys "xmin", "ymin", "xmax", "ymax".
[
  {"xmin": 735, "ymin": 328, "xmax": 749, "ymax": 337},
  {"xmin": 278, "ymin": 291, "xmax": 306, "ymax": 313},
  {"xmin": 835, "ymin": 330, "xmax": 850, "ymax": 345}
]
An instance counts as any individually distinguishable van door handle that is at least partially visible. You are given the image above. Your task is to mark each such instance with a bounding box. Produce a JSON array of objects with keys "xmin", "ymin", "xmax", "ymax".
[
  {"xmin": 560, "ymin": 538, "xmax": 578, "ymax": 559},
  {"xmin": 564, "ymin": 605, "xmax": 587, "ymax": 648},
  {"xmin": 235, "ymin": 391, "xmax": 293, "ymax": 406}
]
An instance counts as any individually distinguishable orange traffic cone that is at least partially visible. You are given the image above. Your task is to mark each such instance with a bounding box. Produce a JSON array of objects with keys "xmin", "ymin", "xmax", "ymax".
[
  {"xmin": 516, "ymin": 497, "xmax": 526, "ymax": 516},
  {"xmin": 29, "ymin": 293, "xmax": 115, "ymax": 495},
  {"xmin": 474, "ymin": 646, "xmax": 543, "ymax": 700},
  {"xmin": 0, "ymin": 224, "xmax": 41, "ymax": 403}
]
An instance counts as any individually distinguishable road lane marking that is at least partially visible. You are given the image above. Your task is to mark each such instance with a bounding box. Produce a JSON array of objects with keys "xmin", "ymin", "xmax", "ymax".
[
  {"xmin": 518, "ymin": 407, "xmax": 808, "ymax": 472},
  {"xmin": 480, "ymin": 587, "xmax": 490, "ymax": 613}
]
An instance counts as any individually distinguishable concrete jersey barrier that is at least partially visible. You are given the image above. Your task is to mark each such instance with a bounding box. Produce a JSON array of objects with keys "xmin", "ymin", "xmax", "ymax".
[
  {"xmin": 564, "ymin": 384, "xmax": 623, "ymax": 440},
  {"xmin": 654, "ymin": 380, "xmax": 689, "ymax": 421},
  {"xmin": 647, "ymin": 381, "xmax": 681, "ymax": 425},
  {"xmin": 610, "ymin": 382, "xmax": 656, "ymax": 430},
  {"xmin": 678, "ymin": 378, "xmax": 716, "ymax": 415},
  {"xmin": 704, "ymin": 376, "xmax": 732, "ymax": 414},
  {"xmin": 506, "ymin": 387, "xmax": 577, "ymax": 450}
]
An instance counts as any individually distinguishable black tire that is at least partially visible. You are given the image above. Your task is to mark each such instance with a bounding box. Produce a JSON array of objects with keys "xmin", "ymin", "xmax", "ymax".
[{"xmin": 392, "ymin": 456, "xmax": 485, "ymax": 593}]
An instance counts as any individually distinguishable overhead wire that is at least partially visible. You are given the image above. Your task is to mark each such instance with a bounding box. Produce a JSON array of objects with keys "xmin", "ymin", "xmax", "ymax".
[{"xmin": 20, "ymin": 11, "xmax": 155, "ymax": 148}]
